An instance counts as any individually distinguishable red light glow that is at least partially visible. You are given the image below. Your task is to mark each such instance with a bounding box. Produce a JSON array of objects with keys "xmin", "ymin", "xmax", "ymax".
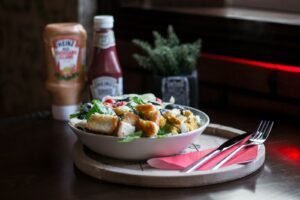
[
  {"xmin": 202, "ymin": 53, "xmax": 300, "ymax": 74},
  {"xmin": 269, "ymin": 144, "xmax": 300, "ymax": 164},
  {"xmin": 278, "ymin": 146, "xmax": 300, "ymax": 161}
]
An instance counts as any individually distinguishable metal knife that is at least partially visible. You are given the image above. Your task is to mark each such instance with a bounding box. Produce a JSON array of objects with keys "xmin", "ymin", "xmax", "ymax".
[{"xmin": 181, "ymin": 131, "xmax": 252, "ymax": 173}]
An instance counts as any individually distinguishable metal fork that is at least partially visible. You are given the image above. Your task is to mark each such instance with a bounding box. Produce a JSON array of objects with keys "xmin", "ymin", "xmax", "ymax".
[{"xmin": 212, "ymin": 120, "xmax": 274, "ymax": 170}]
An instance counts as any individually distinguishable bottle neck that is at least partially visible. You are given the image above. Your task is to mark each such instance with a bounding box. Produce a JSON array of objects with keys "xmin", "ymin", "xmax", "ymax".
[{"xmin": 93, "ymin": 28, "xmax": 116, "ymax": 49}]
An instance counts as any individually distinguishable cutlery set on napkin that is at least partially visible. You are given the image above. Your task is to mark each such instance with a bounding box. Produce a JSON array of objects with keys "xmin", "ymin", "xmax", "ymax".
[{"xmin": 148, "ymin": 120, "xmax": 274, "ymax": 173}]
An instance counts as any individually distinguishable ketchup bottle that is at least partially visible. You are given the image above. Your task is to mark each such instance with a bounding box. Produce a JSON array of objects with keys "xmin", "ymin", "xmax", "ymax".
[{"xmin": 88, "ymin": 15, "xmax": 123, "ymax": 100}]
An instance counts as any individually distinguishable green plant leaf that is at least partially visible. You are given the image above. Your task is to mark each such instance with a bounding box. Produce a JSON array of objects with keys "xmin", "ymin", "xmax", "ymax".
[
  {"xmin": 133, "ymin": 54, "xmax": 154, "ymax": 71},
  {"xmin": 153, "ymin": 31, "xmax": 167, "ymax": 48},
  {"xmin": 132, "ymin": 25, "xmax": 202, "ymax": 76},
  {"xmin": 132, "ymin": 39, "xmax": 153, "ymax": 55},
  {"xmin": 167, "ymin": 25, "xmax": 180, "ymax": 47}
]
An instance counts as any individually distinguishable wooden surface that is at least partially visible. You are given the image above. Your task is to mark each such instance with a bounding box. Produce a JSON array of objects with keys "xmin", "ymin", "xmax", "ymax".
[
  {"xmin": 0, "ymin": 108, "xmax": 299, "ymax": 199},
  {"xmin": 73, "ymin": 124, "xmax": 265, "ymax": 187}
]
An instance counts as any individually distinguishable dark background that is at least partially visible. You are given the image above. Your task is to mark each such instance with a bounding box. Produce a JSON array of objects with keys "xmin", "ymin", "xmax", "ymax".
[{"xmin": 1, "ymin": 0, "xmax": 300, "ymax": 119}]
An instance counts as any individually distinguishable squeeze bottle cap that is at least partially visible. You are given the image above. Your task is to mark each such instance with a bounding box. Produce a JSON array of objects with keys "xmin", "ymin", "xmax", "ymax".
[{"xmin": 94, "ymin": 15, "xmax": 114, "ymax": 29}]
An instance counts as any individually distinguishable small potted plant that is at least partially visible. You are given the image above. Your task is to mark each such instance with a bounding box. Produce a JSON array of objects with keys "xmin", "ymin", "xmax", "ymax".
[{"xmin": 132, "ymin": 26, "xmax": 201, "ymax": 107}]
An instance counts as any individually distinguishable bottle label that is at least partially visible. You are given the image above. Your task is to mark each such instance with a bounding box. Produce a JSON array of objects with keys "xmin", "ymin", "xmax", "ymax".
[
  {"xmin": 90, "ymin": 76, "xmax": 123, "ymax": 100},
  {"xmin": 52, "ymin": 37, "xmax": 81, "ymax": 80},
  {"xmin": 94, "ymin": 30, "xmax": 116, "ymax": 49},
  {"xmin": 162, "ymin": 76, "xmax": 190, "ymax": 106}
]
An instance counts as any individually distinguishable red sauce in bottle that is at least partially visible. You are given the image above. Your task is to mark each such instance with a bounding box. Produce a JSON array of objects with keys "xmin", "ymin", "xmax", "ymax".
[{"xmin": 88, "ymin": 15, "xmax": 123, "ymax": 100}]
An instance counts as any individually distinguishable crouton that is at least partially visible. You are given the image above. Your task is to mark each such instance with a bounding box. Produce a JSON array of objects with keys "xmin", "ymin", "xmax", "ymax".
[
  {"xmin": 86, "ymin": 113, "xmax": 119, "ymax": 135},
  {"xmin": 137, "ymin": 119, "xmax": 159, "ymax": 137},
  {"xmin": 122, "ymin": 112, "xmax": 139, "ymax": 126},
  {"xmin": 116, "ymin": 121, "xmax": 135, "ymax": 137}
]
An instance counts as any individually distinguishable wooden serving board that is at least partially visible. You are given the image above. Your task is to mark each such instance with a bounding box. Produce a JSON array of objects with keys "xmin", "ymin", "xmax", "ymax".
[{"xmin": 73, "ymin": 124, "xmax": 265, "ymax": 188}]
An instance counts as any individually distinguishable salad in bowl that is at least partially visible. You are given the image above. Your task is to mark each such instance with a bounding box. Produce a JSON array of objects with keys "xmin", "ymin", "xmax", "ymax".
[{"xmin": 69, "ymin": 94, "xmax": 209, "ymax": 160}]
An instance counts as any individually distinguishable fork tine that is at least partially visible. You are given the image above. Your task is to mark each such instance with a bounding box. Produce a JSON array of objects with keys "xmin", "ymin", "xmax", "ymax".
[
  {"xmin": 260, "ymin": 121, "xmax": 271, "ymax": 140},
  {"xmin": 252, "ymin": 121, "xmax": 263, "ymax": 139},
  {"xmin": 211, "ymin": 120, "xmax": 274, "ymax": 170},
  {"xmin": 262, "ymin": 121, "xmax": 270, "ymax": 133},
  {"xmin": 253, "ymin": 120, "xmax": 266, "ymax": 139},
  {"xmin": 257, "ymin": 121, "xmax": 273, "ymax": 141},
  {"xmin": 254, "ymin": 121, "xmax": 264, "ymax": 133},
  {"xmin": 262, "ymin": 121, "xmax": 274, "ymax": 140}
]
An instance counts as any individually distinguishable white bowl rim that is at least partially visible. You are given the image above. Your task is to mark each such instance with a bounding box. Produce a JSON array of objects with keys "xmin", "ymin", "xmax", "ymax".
[{"xmin": 68, "ymin": 106, "xmax": 210, "ymax": 140}]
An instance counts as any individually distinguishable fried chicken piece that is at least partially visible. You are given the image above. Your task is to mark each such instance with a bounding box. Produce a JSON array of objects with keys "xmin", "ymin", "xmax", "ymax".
[
  {"xmin": 143, "ymin": 110, "xmax": 166, "ymax": 128},
  {"xmin": 122, "ymin": 112, "xmax": 139, "ymax": 126},
  {"xmin": 146, "ymin": 110, "xmax": 159, "ymax": 121},
  {"xmin": 157, "ymin": 116, "xmax": 167, "ymax": 128},
  {"xmin": 135, "ymin": 104, "xmax": 156, "ymax": 114},
  {"xmin": 183, "ymin": 110, "xmax": 193, "ymax": 117},
  {"xmin": 135, "ymin": 104, "xmax": 166, "ymax": 127},
  {"xmin": 168, "ymin": 125, "xmax": 180, "ymax": 134},
  {"xmin": 113, "ymin": 106, "xmax": 130, "ymax": 116},
  {"xmin": 182, "ymin": 110, "xmax": 199, "ymax": 131},
  {"xmin": 162, "ymin": 123, "xmax": 179, "ymax": 134},
  {"xmin": 163, "ymin": 110, "xmax": 181, "ymax": 125},
  {"xmin": 185, "ymin": 117, "xmax": 199, "ymax": 131},
  {"xmin": 137, "ymin": 119, "xmax": 159, "ymax": 137},
  {"xmin": 86, "ymin": 113, "xmax": 119, "ymax": 135}
]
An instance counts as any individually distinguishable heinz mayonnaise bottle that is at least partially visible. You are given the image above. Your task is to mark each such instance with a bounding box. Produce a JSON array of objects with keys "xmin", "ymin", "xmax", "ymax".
[{"xmin": 44, "ymin": 23, "xmax": 87, "ymax": 120}]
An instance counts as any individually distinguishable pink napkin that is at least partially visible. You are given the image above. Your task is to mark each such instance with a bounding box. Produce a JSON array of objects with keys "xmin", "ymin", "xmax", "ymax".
[{"xmin": 147, "ymin": 136, "xmax": 258, "ymax": 171}]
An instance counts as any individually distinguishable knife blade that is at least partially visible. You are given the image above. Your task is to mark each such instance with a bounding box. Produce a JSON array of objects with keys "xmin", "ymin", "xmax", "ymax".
[{"xmin": 181, "ymin": 131, "xmax": 252, "ymax": 173}]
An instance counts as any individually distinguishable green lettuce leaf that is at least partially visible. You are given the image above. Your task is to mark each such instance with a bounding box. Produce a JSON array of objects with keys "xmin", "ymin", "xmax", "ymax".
[{"xmin": 118, "ymin": 131, "xmax": 143, "ymax": 143}]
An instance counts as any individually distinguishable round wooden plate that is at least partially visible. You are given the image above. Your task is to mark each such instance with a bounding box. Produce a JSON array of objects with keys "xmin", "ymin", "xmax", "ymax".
[{"xmin": 73, "ymin": 124, "xmax": 265, "ymax": 188}]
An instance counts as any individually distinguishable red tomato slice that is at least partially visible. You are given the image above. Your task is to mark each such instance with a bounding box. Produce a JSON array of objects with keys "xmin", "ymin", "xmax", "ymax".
[
  {"xmin": 104, "ymin": 98, "xmax": 116, "ymax": 104},
  {"xmin": 116, "ymin": 101, "xmax": 126, "ymax": 107},
  {"xmin": 156, "ymin": 98, "xmax": 162, "ymax": 103}
]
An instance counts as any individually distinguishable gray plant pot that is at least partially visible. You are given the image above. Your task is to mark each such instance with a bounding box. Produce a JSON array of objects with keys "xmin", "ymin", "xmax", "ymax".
[{"xmin": 147, "ymin": 70, "xmax": 199, "ymax": 108}]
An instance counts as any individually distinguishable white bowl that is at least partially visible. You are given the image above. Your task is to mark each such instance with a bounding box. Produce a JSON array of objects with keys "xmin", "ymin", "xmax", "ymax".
[{"xmin": 69, "ymin": 106, "xmax": 209, "ymax": 160}]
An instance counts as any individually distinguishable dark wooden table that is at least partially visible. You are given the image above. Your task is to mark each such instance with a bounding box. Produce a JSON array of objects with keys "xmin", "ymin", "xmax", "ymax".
[{"xmin": 1, "ymin": 108, "xmax": 299, "ymax": 200}]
